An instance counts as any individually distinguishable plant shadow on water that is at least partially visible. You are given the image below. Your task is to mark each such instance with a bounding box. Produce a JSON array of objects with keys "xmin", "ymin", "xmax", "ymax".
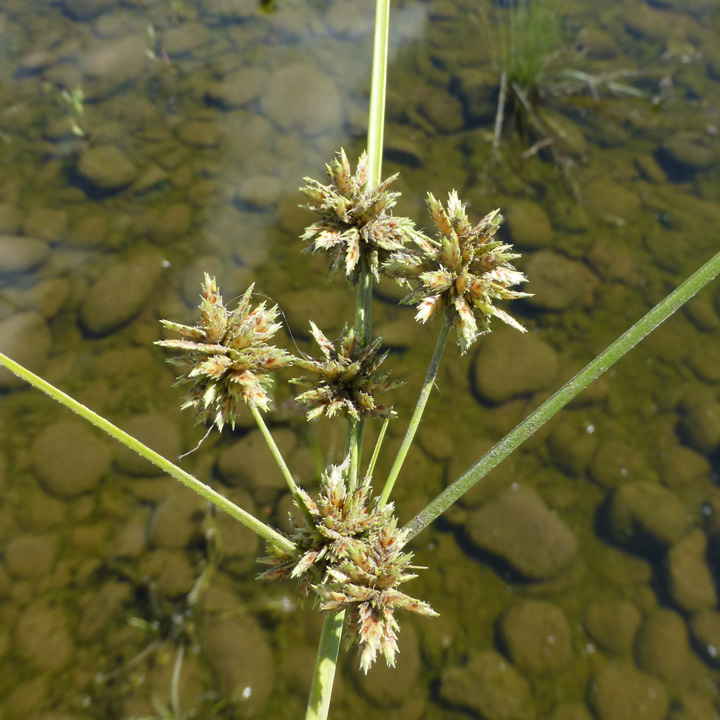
[{"xmin": 0, "ymin": 0, "xmax": 720, "ymax": 719}]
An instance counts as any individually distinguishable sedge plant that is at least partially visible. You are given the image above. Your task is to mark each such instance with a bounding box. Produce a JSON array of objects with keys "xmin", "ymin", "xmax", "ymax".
[
  {"xmin": 2, "ymin": 2, "xmax": 720, "ymax": 719},
  {"xmin": 476, "ymin": 0, "xmax": 565, "ymax": 145}
]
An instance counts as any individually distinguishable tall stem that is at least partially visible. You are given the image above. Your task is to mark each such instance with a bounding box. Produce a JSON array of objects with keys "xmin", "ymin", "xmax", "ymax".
[
  {"xmin": 379, "ymin": 319, "xmax": 449, "ymax": 507},
  {"xmin": 402, "ymin": 247, "xmax": 720, "ymax": 543},
  {"xmin": 352, "ymin": 0, "xmax": 389, "ymax": 484},
  {"xmin": 305, "ymin": 2, "xmax": 391, "ymax": 717},
  {"xmin": 366, "ymin": 0, "xmax": 390, "ymax": 186},
  {"xmin": 305, "ymin": 611, "xmax": 345, "ymax": 720},
  {"xmin": 0, "ymin": 351, "xmax": 294, "ymax": 555}
]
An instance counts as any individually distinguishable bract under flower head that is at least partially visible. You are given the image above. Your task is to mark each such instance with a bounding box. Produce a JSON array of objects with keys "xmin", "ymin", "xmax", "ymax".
[
  {"xmin": 390, "ymin": 191, "xmax": 531, "ymax": 353},
  {"xmin": 156, "ymin": 274, "xmax": 292, "ymax": 430},
  {"xmin": 299, "ymin": 148, "xmax": 418, "ymax": 284},
  {"xmin": 258, "ymin": 459, "xmax": 437, "ymax": 672},
  {"xmin": 291, "ymin": 322, "xmax": 401, "ymax": 423}
]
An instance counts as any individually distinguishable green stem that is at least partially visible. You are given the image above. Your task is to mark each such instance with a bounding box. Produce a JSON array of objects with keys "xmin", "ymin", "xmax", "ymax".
[
  {"xmin": 250, "ymin": 404, "xmax": 302, "ymax": 497},
  {"xmin": 379, "ymin": 319, "xmax": 450, "ymax": 507},
  {"xmin": 306, "ymin": 2, "xmax": 390, "ymax": 716},
  {"xmin": 356, "ymin": 268, "xmax": 373, "ymax": 344},
  {"xmin": 366, "ymin": 0, "xmax": 390, "ymax": 187},
  {"xmin": 347, "ymin": 421, "xmax": 360, "ymax": 492},
  {"xmin": 367, "ymin": 415, "xmax": 390, "ymax": 479},
  {"xmin": 350, "ymin": 266, "xmax": 374, "ymax": 492},
  {"xmin": 306, "ymin": 611, "xmax": 345, "ymax": 720},
  {"xmin": 0, "ymin": 350, "xmax": 294, "ymax": 556},
  {"xmin": 402, "ymin": 248, "xmax": 720, "ymax": 543}
]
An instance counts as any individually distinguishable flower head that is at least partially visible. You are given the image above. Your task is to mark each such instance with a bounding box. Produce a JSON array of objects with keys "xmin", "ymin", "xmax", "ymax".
[
  {"xmin": 291, "ymin": 322, "xmax": 401, "ymax": 423},
  {"xmin": 390, "ymin": 191, "xmax": 530, "ymax": 353},
  {"xmin": 259, "ymin": 460, "xmax": 437, "ymax": 672},
  {"xmin": 300, "ymin": 148, "xmax": 418, "ymax": 283},
  {"xmin": 156, "ymin": 274, "xmax": 291, "ymax": 430}
]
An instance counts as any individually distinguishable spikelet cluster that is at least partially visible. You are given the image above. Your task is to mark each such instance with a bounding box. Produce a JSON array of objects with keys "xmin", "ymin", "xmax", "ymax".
[
  {"xmin": 259, "ymin": 461, "xmax": 437, "ymax": 672},
  {"xmin": 156, "ymin": 275, "xmax": 291, "ymax": 430},
  {"xmin": 291, "ymin": 322, "xmax": 400, "ymax": 423},
  {"xmin": 387, "ymin": 191, "xmax": 530, "ymax": 353},
  {"xmin": 300, "ymin": 148, "xmax": 418, "ymax": 283}
]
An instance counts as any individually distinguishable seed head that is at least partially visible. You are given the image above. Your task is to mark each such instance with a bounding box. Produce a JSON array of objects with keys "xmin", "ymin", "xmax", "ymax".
[
  {"xmin": 291, "ymin": 322, "xmax": 401, "ymax": 423},
  {"xmin": 156, "ymin": 274, "xmax": 292, "ymax": 430},
  {"xmin": 258, "ymin": 460, "xmax": 437, "ymax": 672},
  {"xmin": 300, "ymin": 148, "xmax": 418, "ymax": 283},
  {"xmin": 388, "ymin": 191, "xmax": 530, "ymax": 353}
]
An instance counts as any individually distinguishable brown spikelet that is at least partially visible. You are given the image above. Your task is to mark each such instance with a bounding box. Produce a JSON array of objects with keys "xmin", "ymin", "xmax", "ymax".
[
  {"xmin": 156, "ymin": 275, "xmax": 292, "ymax": 430},
  {"xmin": 258, "ymin": 460, "xmax": 437, "ymax": 672},
  {"xmin": 388, "ymin": 191, "xmax": 531, "ymax": 353},
  {"xmin": 300, "ymin": 149, "xmax": 419, "ymax": 284}
]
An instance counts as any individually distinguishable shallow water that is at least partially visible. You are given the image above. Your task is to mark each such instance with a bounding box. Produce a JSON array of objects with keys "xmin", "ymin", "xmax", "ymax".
[{"xmin": 1, "ymin": 0, "xmax": 720, "ymax": 718}]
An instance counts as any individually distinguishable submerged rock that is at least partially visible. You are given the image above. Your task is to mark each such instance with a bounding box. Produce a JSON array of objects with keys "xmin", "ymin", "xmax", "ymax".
[
  {"xmin": 79, "ymin": 250, "xmax": 165, "ymax": 335},
  {"xmin": 525, "ymin": 251, "xmax": 599, "ymax": 311},
  {"xmin": 679, "ymin": 396, "xmax": 720, "ymax": 454},
  {"xmin": 589, "ymin": 439, "xmax": 650, "ymax": 489},
  {"xmin": 0, "ymin": 234, "xmax": 49, "ymax": 273},
  {"xmin": 583, "ymin": 179, "xmax": 640, "ymax": 222},
  {"xmin": 22, "ymin": 208, "xmax": 68, "ymax": 241},
  {"xmin": 499, "ymin": 600, "xmax": 572, "ymax": 673},
  {"xmin": 548, "ymin": 418, "xmax": 598, "ymax": 476},
  {"xmin": 140, "ymin": 548, "xmax": 195, "ymax": 597},
  {"xmin": 260, "ymin": 63, "xmax": 342, "ymax": 136},
  {"xmin": 583, "ymin": 600, "xmax": 641, "ymax": 655},
  {"xmin": 636, "ymin": 608, "xmax": 697, "ymax": 683},
  {"xmin": 659, "ymin": 445, "xmax": 711, "ymax": 489},
  {"xmin": 472, "ymin": 330, "xmax": 559, "ymax": 404},
  {"xmin": 418, "ymin": 86, "xmax": 464, "ymax": 133},
  {"xmin": 667, "ymin": 529, "xmax": 717, "ymax": 613},
  {"xmin": 78, "ymin": 580, "xmax": 132, "ymax": 641},
  {"xmin": 608, "ymin": 481, "xmax": 688, "ymax": 548},
  {"xmin": 201, "ymin": 614, "xmax": 274, "ymax": 716},
  {"xmin": 176, "ymin": 119, "xmax": 222, "ymax": 147},
  {"xmin": 80, "ymin": 35, "xmax": 148, "ymax": 93},
  {"xmin": 149, "ymin": 488, "xmax": 206, "ymax": 549},
  {"xmin": 465, "ymin": 485, "xmax": 578, "ymax": 580},
  {"xmin": 149, "ymin": 203, "xmax": 192, "ymax": 244},
  {"xmin": 687, "ymin": 339, "xmax": 720, "ymax": 382},
  {"xmin": 440, "ymin": 650, "xmax": 535, "ymax": 720},
  {"xmin": 162, "ymin": 22, "xmax": 210, "ymax": 56},
  {"xmin": 505, "ymin": 200, "xmax": 554, "ymax": 248},
  {"xmin": 5, "ymin": 533, "xmax": 58, "ymax": 578},
  {"xmin": 591, "ymin": 663, "xmax": 668, "ymax": 720},
  {"xmin": 662, "ymin": 131, "xmax": 717, "ymax": 170},
  {"xmin": 689, "ymin": 611, "xmax": 720, "ymax": 667},
  {"xmin": 205, "ymin": 68, "xmax": 267, "ymax": 109},
  {"xmin": 77, "ymin": 145, "xmax": 138, "ymax": 190},
  {"xmin": 16, "ymin": 600, "xmax": 73, "ymax": 672},
  {"xmin": 32, "ymin": 420, "xmax": 112, "ymax": 496},
  {"xmin": 235, "ymin": 175, "xmax": 283, "ymax": 209},
  {"xmin": 586, "ymin": 240, "xmax": 640, "ymax": 285},
  {"xmin": 217, "ymin": 428, "xmax": 298, "ymax": 504}
]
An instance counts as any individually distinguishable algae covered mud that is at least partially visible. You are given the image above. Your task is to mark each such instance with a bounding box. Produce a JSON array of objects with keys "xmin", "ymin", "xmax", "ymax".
[{"xmin": 1, "ymin": 0, "xmax": 720, "ymax": 718}]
